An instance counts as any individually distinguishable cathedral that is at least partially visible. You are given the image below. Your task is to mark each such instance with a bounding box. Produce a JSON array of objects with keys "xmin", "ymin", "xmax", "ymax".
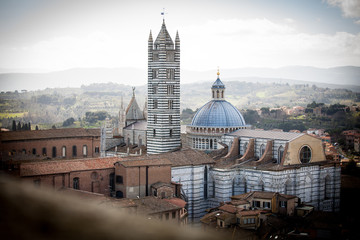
[{"xmin": 107, "ymin": 20, "xmax": 341, "ymax": 220}]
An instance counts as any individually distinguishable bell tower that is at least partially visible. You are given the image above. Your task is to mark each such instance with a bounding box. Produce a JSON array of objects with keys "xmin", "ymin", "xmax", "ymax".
[{"xmin": 147, "ymin": 20, "xmax": 181, "ymax": 154}]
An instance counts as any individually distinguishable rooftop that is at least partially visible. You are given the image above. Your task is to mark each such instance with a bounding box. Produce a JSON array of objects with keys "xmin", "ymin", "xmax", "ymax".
[
  {"xmin": 20, "ymin": 157, "xmax": 120, "ymax": 177},
  {"xmin": 227, "ymin": 129, "xmax": 304, "ymax": 141},
  {"xmin": 0, "ymin": 128, "xmax": 100, "ymax": 142}
]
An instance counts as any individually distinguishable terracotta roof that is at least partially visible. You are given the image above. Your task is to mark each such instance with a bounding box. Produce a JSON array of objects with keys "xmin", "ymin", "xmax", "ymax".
[
  {"xmin": 252, "ymin": 191, "xmax": 276, "ymax": 199},
  {"xmin": 151, "ymin": 182, "xmax": 173, "ymax": 189},
  {"xmin": 227, "ymin": 129, "xmax": 304, "ymax": 141},
  {"xmin": 217, "ymin": 212, "xmax": 235, "ymax": 220},
  {"xmin": 237, "ymin": 209, "xmax": 264, "ymax": 216},
  {"xmin": 0, "ymin": 128, "xmax": 100, "ymax": 142},
  {"xmin": 231, "ymin": 199, "xmax": 250, "ymax": 205},
  {"xmin": 200, "ymin": 211, "xmax": 221, "ymax": 224},
  {"xmin": 164, "ymin": 198, "xmax": 186, "ymax": 208},
  {"xmin": 118, "ymin": 158, "xmax": 172, "ymax": 167},
  {"xmin": 119, "ymin": 148, "xmax": 215, "ymax": 167},
  {"xmin": 219, "ymin": 204, "xmax": 237, "ymax": 214},
  {"xmin": 133, "ymin": 196, "xmax": 181, "ymax": 215},
  {"xmin": 20, "ymin": 157, "xmax": 120, "ymax": 177}
]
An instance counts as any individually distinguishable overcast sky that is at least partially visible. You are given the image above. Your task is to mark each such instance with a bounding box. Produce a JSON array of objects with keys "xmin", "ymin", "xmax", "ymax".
[{"xmin": 0, "ymin": 0, "xmax": 359, "ymax": 73}]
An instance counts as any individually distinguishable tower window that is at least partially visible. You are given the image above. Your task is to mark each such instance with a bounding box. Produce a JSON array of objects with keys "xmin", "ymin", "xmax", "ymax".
[
  {"xmin": 153, "ymin": 85, "xmax": 157, "ymax": 94},
  {"xmin": 152, "ymin": 69, "xmax": 158, "ymax": 78},
  {"xmin": 166, "ymin": 52, "xmax": 174, "ymax": 61},
  {"xmin": 168, "ymin": 100, "xmax": 173, "ymax": 109},
  {"xmin": 153, "ymin": 100, "xmax": 158, "ymax": 109},
  {"xmin": 166, "ymin": 69, "xmax": 174, "ymax": 79},
  {"xmin": 167, "ymin": 85, "xmax": 174, "ymax": 94},
  {"xmin": 169, "ymin": 115, "xmax": 172, "ymax": 124},
  {"xmin": 154, "ymin": 115, "xmax": 157, "ymax": 124},
  {"xmin": 170, "ymin": 129, "xmax": 173, "ymax": 137},
  {"xmin": 153, "ymin": 129, "xmax": 156, "ymax": 136}
]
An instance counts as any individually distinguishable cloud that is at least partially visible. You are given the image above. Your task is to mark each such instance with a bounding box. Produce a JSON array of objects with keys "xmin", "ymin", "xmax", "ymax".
[
  {"xmin": 180, "ymin": 18, "xmax": 360, "ymax": 70},
  {"xmin": 325, "ymin": 0, "xmax": 360, "ymax": 18}
]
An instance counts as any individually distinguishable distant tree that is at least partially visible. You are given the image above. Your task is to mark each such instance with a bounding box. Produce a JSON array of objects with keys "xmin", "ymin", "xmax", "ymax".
[
  {"xmin": 63, "ymin": 117, "xmax": 75, "ymax": 127},
  {"xmin": 12, "ymin": 120, "xmax": 16, "ymax": 131},
  {"xmin": 35, "ymin": 125, "xmax": 39, "ymax": 130},
  {"xmin": 28, "ymin": 122, "xmax": 31, "ymax": 130},
  {"xmin": 52, "ymin": 125, "xmax": 56, "ymax": 129},
  {"xmin": 17, "ymin": 122, "xmax": 21, "ymax": 131},
  {"xmin": 24, "ymin": 123, "xmax": 28, "ymax": 130}
]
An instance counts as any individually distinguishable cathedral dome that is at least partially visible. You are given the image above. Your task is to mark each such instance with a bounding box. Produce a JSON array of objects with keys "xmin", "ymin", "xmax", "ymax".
[{"xmin": 191, "ymin": 100, "xmax": 246, "ymax": 127}]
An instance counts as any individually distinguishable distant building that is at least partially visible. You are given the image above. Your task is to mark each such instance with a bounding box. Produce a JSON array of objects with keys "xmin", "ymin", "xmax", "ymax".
[
  {"xmin": 0, "ymin": 128, "xmax": 101, "ymax": 169},
  {"xmin": 201, "ymin": 191, "xmax": 299, "ymax": 230}
]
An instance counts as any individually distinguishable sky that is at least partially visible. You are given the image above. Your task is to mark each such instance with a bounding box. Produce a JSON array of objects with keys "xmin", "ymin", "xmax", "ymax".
[{"xmin": 0, "ymin": 0, "xmax": 359, "ymax": 73}]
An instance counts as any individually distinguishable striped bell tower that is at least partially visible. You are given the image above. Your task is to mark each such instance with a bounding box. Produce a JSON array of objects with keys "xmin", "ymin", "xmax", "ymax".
[{"xmin": 147, "ymin": 20, "xmax": 181, "ymax": 154}]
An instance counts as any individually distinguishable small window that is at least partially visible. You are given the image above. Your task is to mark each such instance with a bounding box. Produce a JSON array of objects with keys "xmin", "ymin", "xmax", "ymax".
[
  {"xmin": 154, "ymin": 115, "xmax": 157, "ymax": 124},
  {"xmin": 169, "ymin": 129, "xmax": 173, "ymax": 137},
  {"xmin": 72, "ymin": 145, "xmax": 77, "ymax": 157},
  {"xmin": 169, "ymin": 115, "xmax": 172, "ymax": 124},
  {"xmin": 42, "ymin": 147, "xmax": 47, "ymax": 156},
  {"xmin": 116, "ymin": 175, "xmax": 123, "ymax": 184},
  {"xmin": 153, "ymin": 129, "xmax": 156, "ymax": 136},
  {"xmin": 172, "ymin": 212, "xmax": 176, "ymax": 219},
  {"xmin": 299, "ymin": 146, "xmax": 311, "ymax": 163},
  {"xmin": 73, "ymin": 177, "xmax": 80, "ymax": 190},
  {"xmin": 52, "ymin": 146, "xmax": 56, "ymax": 158},
  {"xmin": 62, "ymin": 146, "xmax": 66, "ymax": 157},
  {"xmin": 263, "ymin": 202, "xmax": 271, "ymax": 208},
  {"xmin": 152, "ymin": 69, "xmax": 158, "ymax": 78},
  {"xmin": 153, "ymin": 85, "xmax": 157, "ymax": 94},
  {"xmin": 22, "ymin": 149, "xmax": 26, "ymax": 154},
  {"xmin": 83, "ymin": 145, "xmax": 87, "ymax": 157},
  {"xmin": 279, "ymin": 201, "xmax": 287, "ymax": 208},
  {"xmin": 253, "ymin": 201, "xmax": 261, "ymax": 208},
  {"xmin": 32, "ymin": 148, "xmax": 36, "ymax": 155},
  {"xmin": 95, "ymin": 147, "xmax": 99, "ymax": 153},
  {"xmin": 278, "ymin": 146, "xmax": 284, "ymax": 163}
]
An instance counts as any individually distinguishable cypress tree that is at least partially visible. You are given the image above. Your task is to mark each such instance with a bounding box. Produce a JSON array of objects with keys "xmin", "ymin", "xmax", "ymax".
[
  {"xmin": 28, "ymin": 122, "xmax": 31, "ymax": 130},
  {"xmin": 35, "ymin": 125, "xmax": 39, "ymax": 130},
  {"xmin": 12, "ymin": 120, "xmax": 16, "ymax": 131},
  {"xmin": 17, "ymin": 122, "xmax": 21, "ymax": 131}
]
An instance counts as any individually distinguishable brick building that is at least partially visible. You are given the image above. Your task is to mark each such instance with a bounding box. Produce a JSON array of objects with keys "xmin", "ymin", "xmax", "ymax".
[
  {"xmin": 20, "ymin": 157, "xmax": 119, "ymax": 194},
  {"xmin": 0, "ymin": 128, "xmax": 101, "ymax": 169}
]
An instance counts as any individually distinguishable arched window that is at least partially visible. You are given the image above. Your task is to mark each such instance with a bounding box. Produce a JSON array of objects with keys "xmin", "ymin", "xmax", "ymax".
[
  {"xmin": 42, "ymin": 147, "xmax": 47, "ymax": 156},
  {"xmin": 73, "ymin": 177, "xmax": 80, "ymax": 190},
  {"xmin": 72, "ymin": 145, "xmax": 77, "ymax": 157},
  {"xmin": 240, "ymin": 178, "xmax": 247, "ymax": 194},
  {"xmin": 260, "ymin": 144, "xmax": 266, "ymax": 157},
  {"xmin": 62, "ymin": 146, "xmax": 66, "ymax": 157},
  {"xmin": 259, "ymin": 180, "xmax": 264, "ymax": 191},
  {"xmin": 216, "ymin": 90, "xmax": 219, "ymax": 98},
  {"xmin": 212, "ymin": 91, "xmax": 215, "ymax": 98},
  {"xmin": 32, "ymin": 148, "xmax": 36, "ymax": 155},
  {"xmin": 305, "ymin": 176, "xmax": 311, "ymax": 202},
  {"xmin": 300, "ymin": 146, "xmax": 312, "ymax": 163},
  {"xmin": 83, "ymin": 145, "xmax": 87, "ymax": 157},
  {"xmin": 116, "ymin": 191, "xmax": 123, "ymax": 198},
  {"xmin": 153, "ymin": 129, "xmax": 156, "ymax": 136},
  {"xmin": 52, "ymin": 146, "xmax": 56, "ymax": 158},
  {"xmin": 278, "ymin": 146, "xmax": 284, "ymax": 164},
  {"xmin": 210, "ymin": 139, "xmax": 213, "ymax": 149},
  {"xmin": 324, "ymin": 176, "xmax": 331, "ymax": 199},
  {"xmin": 221, "ymin": 90, "xmax": 224, "ymax": 98},
  {"xmin": 169, "ymin": 129, "xmax": 173, "ymax": 137}
]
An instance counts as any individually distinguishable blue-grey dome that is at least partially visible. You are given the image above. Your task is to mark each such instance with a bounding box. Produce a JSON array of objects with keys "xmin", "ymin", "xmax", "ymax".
[{"xmin": 191, "ymin": 100, "xmax": 246, "ymax": 127}]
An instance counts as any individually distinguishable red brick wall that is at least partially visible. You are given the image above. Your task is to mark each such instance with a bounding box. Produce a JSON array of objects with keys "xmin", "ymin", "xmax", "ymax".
[
  {"xmin": 1, "ymin": 136, "xmax": 100, "ymax": 161},
  {"xmin": 115, "ymin": 164, "xmax": 171, "ymax": 198},
  {"xmin": 23, "ymin": 168, "xmax": 114, "ymax": 195}
]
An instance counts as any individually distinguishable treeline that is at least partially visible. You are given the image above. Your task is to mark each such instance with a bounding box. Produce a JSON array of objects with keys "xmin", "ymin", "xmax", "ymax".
[{"xmin": 11, "ymin": 120, "xmax": 32, "ymax": 131}]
